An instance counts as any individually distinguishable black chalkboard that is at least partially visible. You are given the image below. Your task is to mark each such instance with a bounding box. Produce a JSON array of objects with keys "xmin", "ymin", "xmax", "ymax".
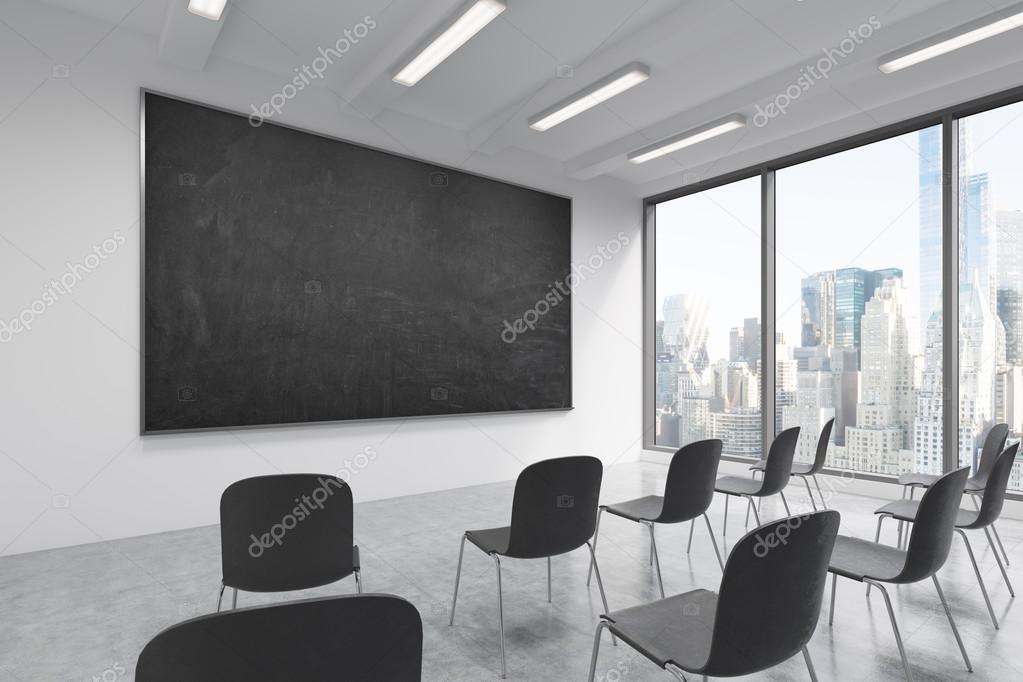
[{"xmin": 142, "ymin": 92, "xmax": 571, "ymax": 433}]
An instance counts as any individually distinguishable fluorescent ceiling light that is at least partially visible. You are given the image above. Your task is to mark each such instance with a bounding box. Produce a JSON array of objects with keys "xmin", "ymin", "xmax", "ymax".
[
  {"xmin": 528, "ymin": 63, "xmax": 651, "ymax": 132},
  {"xmin": 393, "ymin": 0, "xmax": 506, "ymax": 86},
  {"xmin": 628, "ymin": 114, "xmax": 747, "ymax": 164},
  {"xmin": 187, "ymin": 0, "xmax": 229, "ymax": 21},
  {"xmin": 879, "ymin": 3, "xmax": 1023, "ymax": 73}
]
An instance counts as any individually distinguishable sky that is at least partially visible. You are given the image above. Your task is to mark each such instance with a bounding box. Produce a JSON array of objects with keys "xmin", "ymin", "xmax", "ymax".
[{"xmin": 655, "ymin": 99, "xmax": 1023, "ymax": 363}]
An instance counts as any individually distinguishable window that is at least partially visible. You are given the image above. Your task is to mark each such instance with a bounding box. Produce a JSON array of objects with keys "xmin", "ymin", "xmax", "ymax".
[
  {"xmin": 775, "ymin": 128, "xmax": 941, "ymax": 478},
  {"xmin": 959, "ymin": 101, "xmax": 1023, "ymax": 491},
  {"xmin": 653, "ymin": 177, "xmax": 761, "ymax": 456}
]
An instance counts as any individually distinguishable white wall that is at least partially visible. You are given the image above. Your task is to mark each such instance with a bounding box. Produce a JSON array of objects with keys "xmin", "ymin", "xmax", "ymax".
[{"xmin": 0, "ymin": 2, "xmax": 644, "ymax": 555}]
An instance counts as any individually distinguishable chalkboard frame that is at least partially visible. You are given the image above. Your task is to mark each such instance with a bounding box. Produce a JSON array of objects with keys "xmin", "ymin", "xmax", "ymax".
[{"xmin": 139, "ymin": 88, "xmax": 573, "ymax": 435}]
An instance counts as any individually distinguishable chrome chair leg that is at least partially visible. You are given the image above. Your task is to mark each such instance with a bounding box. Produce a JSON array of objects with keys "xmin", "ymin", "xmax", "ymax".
[
  {"xmin": 586, "ymin": 620, "xmax": 611, "ymax": 682},
  {"xmin": 828, "ymin": 573, "xmax": 837, "ymax": 626},
  {"xmin": 990, "ymin": 523, "xmax": 1011, "ymax": 566},
  {"xmin": 802, "ymin": 645, "xmax": 819, "ymax": 682},
  {"xmin": 665, "ymin": 662, "xmax": 689, "ymax": 681},
  {"xmin": 354, "ymin": 567, "xmax": 363, "ymax": 594},
  {"xmin": 875, "ymin": 514, "xmax": 886, "ymax": 543},
  {"xmin": 216, "ymin": 581, "xmax": 226, "ymax": 612},
  {"xmin": 449, "ymin": 532, "xmax": 467, "ymax": 625},
  {"xmin": 744, "ymin": 496, "xmax": 753, "ymax": 530},
  {"xmin": 802, "ymin": 476, "xmax": 818, "ymax": 512},
  {"xmin": 933, "ymin": 575, "xmax": 972, "ymax": 672},
  {"xmin": 686, "ymin": 518, "xmax": 695, "ymax": 554},
  {"xmin": 813, "ymin": 474, "xmax": 827, "ymax": 509},
  {"xmin": 585, "ymin": 541, "xmax": 616, "ymax": 645},
  {"xmin": 957, "ymin": 529, "xmax": 998, "ymax": 629},
  {"xmin": 547, "ymin": 556, "xmax": 552, "ymax": 603},
  {"xmin": 984, "ymin": 526, "xmax": 1015, "ymax": 596},
  {"xmin": 779, "ymin": 490, "xmax": 791, "ymax": 516},
  {"xmin": 865, "ymin": 579, "xmax": 913, "ymax": 681},
  {"xmin": 746, "ymin": 495, "xmax": 762, "ymax": 526},
  {"xmin": 494, "ymin": 554, "xmax": 506, "ymax": 679},
  {"xmin": 231, "ymin": 588, "xmax": 238, "ymax": 610},
  {"xmin": 586, "ymin": 507, "xmax": 604, "ymax": 586},
  {"xmin": 647, "ymin": 522, "xmax": 665, "ymax": 599},
  {"xmin": 703, "ymin": 513, "xmax": 724, "ymax": 571},
  {"xmin": 722, "ymin": 494, "xmax": 729, "ymax": 538}
]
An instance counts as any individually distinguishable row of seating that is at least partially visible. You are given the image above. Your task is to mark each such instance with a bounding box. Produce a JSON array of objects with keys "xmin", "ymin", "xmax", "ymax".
[{"xmin": 135, "ymin": 422, "xmax": 1017, "ymax": 680}]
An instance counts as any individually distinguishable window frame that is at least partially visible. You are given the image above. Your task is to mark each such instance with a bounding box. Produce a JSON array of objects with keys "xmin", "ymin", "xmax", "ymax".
[{"xmin": 643, "ymin": 82, "xmax": 1023, "ymax": 499}]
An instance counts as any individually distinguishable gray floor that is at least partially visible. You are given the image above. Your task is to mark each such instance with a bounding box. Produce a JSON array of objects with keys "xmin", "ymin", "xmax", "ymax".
[{"xmin": 1, "ymin": 462, "xmax": 1021, "ymax": 681}]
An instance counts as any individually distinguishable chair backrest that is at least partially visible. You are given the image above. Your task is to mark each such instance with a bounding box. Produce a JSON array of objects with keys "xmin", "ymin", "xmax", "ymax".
[
  {"xmin": 972, "ymin": 443, "xmax": 1020, "ymax": 528},
  {"xmin": 657, "ymin": 439, "xmax": 723, "ymax": 523},
  {"xmin": 136, "ymin": 594, "xmax": 422, "ymax": 681},
  {"xmin": 975, "ymin": 423, "xmax": 1009, "ymax": 480},
  {"xmin": 898, "ymin": 467, "xmax": 969, "ymax": 583},
  {"xmin": 220, "ymin": 474, "xmax": 355, "ymax": 592},
  {"xmin": 807, "ymin": 418, "xmax": 836, "ymax": 474},
  {"xmin": 505, "ymin": 456, "xmax": 602, "ymax": 559},
  {"xmin": 702, "ymin": 510, "xmax": 840, "ymax": 677},
  {"xmin": 758, "ymin": 427, "xmax": 800, "ymax": 496}
]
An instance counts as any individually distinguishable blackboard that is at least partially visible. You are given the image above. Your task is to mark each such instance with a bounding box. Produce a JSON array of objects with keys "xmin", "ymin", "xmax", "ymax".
[{"xmin": 142, "ymin": 92, "xmax": 571, "ymax": 433}]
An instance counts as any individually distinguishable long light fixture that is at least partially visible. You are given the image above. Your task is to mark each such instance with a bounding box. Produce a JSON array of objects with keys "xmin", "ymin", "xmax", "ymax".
[
  {"xmin": 879, "ymin": 3, "xmax": 1023, "ymax": 74},
  {"xmin": 528, "ymin": 63, "xmax": 651, "ymax": 132},
  {"xmin": 628, "ymin": 114, "xmax": 747, "ymax": 164},
  {"xmin": 187, "ymin": 0, "xmax": 229, "ymax": 21},
  {"xmin": 393, "ymin": 0, "xmax": 506, "ymax": 86}
]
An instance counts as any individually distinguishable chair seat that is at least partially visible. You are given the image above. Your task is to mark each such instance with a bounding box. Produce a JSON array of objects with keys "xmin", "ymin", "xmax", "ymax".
[
  {"xmin": 604, "ymin": 588, "xmax": 716, "ymax": 671},
  {"xmin": 790, "ymin": 462, "xmax": 815, "ymax": 476},
  {"xmin": 748, "ymin": 460, "xmax": 767, "ymax": 472},
  {"xmin": 465, "ymin": 526, "xmax": 510, "ymax": 555},
  {"xmin": 897, "ymin": 472, "xmax": 940, "ymax": 488},
  {"xmin": 602, "ymin": 495, "xmax": 664, "ymax": 522},
  {"xmin": 714, "ymin": 476, "xmax": 763, "ymax": 497},
  {"xmin": 829, "ymin": 535, "xmax": 906, "ymax": 583},
  {"xmin": 874, "ymin": 500, "xmax": 981, "ymax": 529}
]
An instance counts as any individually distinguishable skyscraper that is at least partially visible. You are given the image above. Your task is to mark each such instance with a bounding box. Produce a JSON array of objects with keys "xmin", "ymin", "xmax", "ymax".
[
  {"xmin": 833, "ymin": 267, "xmax": 904, "ymax": 364},
  {"xmin": 997, "ymin": 210, "xmax": 1023, "ymax": 364},
  {"xmin": 662, "ymin": 294, "xmax": 711, "ymax": 370},
  {"xmin": 801, "ymin": 271, "xmax": 835, "ymax": 347}
]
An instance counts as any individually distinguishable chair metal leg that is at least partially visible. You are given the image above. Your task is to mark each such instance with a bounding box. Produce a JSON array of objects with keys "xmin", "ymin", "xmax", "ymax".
[
  {"xmin": 231, "ymin": 588, "xmax": 238, "ymax": 610},
  {"xmin": 984, "ymin": 526, "xmax": 1015, "ymax": 596},
  {"xmin": 990, "ymin": 523, "xmax": 1011, "ymax": 566},
  {"xmin": 586, "ymin": 620, "xmax": 611, "ymax": 682},
  {"xmin": 896, "ymin": 520, "xmax": 904, "ymax": 549},
  {"xmin": 828, "ymin": 573, "xmax": 837, "ymax": 626},
  {"xmin": 586, "ymin": 507, "xmax": 604, "ymax": 586},
  {"xmin": 723, "ymin": 494, "xmax": 729, "ymax": 538},
  {"xmin": 875, "ymin": 514, "xmax": 885, "ymax": 543},
  {"xmin": 585, "ymin": 541, "xmax": 617, "ymax": 645},
  {"xmin": 957, "ymin": 529, "xmax": 998, "ymax": 629},
  {"xmin": 744, "ymin": 496, "xmax": 753, "ymax": 530},
  {"xmin": 802, "ymin": 646, "xmax": 819, "ymax": 682},
  {"xmin": 932, "ymin": 575, "xmax": 972, "ymax": 672},
  {"xmin": 746, "ymin": 496, "xmax": 762, "ymax": 526},
  {"xmin": 449, "ymin": 532, "xmax": 467, "ymax": 626},
  {"xmin": 779, "ymin": 490, "xmax": 791, "ymax": 516},
  {"xmin": 216, "ymin": 582, "xmax": 226, "ymax": 612},
  {"xmin": 354, "ymin": 567, "xmax": 363, "ymax": 594},
  {"xmin": 687, "ymin": 518, "xmax": 695, "ymax": 554},
  {"xmin": 494, "ymin": 554, "xmax": 506, "ymax": 679},
  {"xmin": 665, "ymin": 662, "xmax": 689, "ymax": 681},
  {"xmin": 814, "ymin": 475, "xmax": 827, "ymax": 510},
  {"xmin": 865, "ymin": 579, "xmax": 913, "ymax": 681},
  {"xmin": 803, "ymin": 476, "xmax": 818, "ymax": 512},
  {"xmin": 647, "ymin": 522, "xmax": 665, "ymax": 599},
  {"xmin": 547, "ymin": 556, "xmax": 552, "ymax": 603},
  {"xmin": 703, "ymin": 513, "xmax": 725, "ymax": 571}
]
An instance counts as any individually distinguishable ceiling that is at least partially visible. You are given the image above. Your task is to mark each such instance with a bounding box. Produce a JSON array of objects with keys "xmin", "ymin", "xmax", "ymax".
[{"xmin": 27, "ymin": 0, "xmax": 1023, "ymax": 195}]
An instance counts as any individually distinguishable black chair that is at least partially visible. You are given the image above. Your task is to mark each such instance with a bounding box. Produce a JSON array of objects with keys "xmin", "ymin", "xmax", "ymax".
[
  {"xmin": 828, "ymin": 467, "xmax": 971, "ymax": 680},
  {"xmin": 897, "ymin": 423, "xmax": 1009, "ymax": 558},
  {"xmin": 449, "ymin": 456, "xmax": 611, "ymax": 678},
  {"xmin": 136, "ymin": 594, "xmax": 421, "ymax": 681},
  {"xmin": 873, "ymin": 443, "xmax": 1019, "ymax": 629},
  {"xmin": 587, "ymin": 439, "xmax": 724, "ymax": 599},
  {"xmin": 217, "ymin": 474, "xmax": 361, "ymax": 611},
  {"xmin": 587, "ymin": 510, "xmax": 840, "ymax": 682},
  {"xmin": 715, "ymin": 427, "xmax": 800, "ymax": 537},
  {"xmin": 751, "ymin": 418, "xmax": 834, "ymax": 511}
]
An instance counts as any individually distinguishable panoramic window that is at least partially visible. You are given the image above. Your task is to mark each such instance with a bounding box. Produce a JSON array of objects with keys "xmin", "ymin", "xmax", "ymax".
[
  {"xmin": 775, "ymin": 127, "xmax": 941, "ymax": 477},
  {"xmin": 958, "ymin": 101, "xmax": 1023, "ymax": 491},
  {"xmin": 653, "ymin": 177, "xmax": 761, "ymax": 456}
]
